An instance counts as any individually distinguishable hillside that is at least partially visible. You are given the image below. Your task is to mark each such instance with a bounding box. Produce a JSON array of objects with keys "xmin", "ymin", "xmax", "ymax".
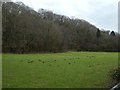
[{"xmin": 2, "ymin": 2, "xmax": 119, "ymax": 53}]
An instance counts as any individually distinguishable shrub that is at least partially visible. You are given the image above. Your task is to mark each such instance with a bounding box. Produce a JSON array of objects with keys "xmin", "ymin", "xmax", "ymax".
[{"xmin": 112, "ymin": 67, "xmax": 120, "ymax": 82}]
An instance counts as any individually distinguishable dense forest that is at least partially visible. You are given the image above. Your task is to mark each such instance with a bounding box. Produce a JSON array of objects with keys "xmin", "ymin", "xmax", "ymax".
[{"xmin": 2, "ymin": 2, "xmax": 120, "ymax": 53}]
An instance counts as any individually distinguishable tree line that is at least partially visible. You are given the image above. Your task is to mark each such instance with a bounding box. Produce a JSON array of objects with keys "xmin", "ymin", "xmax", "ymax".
[{"xmin": 2, "ymin": 2, "xmax": 120, "ymax": 53}]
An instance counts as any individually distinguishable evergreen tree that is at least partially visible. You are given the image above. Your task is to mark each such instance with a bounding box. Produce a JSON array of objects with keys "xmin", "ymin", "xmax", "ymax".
[
  {"xmin": 96, "ymin": 29, "xmax": 101, "ymax": 39},
  {"xmin": 110, "ymin": 31, "xmax": 116, "ymax": 36}
]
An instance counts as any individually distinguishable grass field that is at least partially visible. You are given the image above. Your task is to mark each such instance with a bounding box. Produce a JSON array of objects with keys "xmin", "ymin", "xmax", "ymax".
[{"xmin": 2, "ymin": 52, "xmax": 118, "ymax": 88}]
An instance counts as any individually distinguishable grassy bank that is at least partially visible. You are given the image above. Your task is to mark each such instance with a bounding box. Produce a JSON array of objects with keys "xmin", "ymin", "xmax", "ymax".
[{"xmin": 2, "ymin": 52, "xmax": 118, "ymax": 88}]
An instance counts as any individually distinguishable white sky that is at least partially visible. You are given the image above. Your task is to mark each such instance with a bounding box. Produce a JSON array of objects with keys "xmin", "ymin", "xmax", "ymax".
[{"xmin": 12, "ymin": 0, "xmax": 119, "ymax": 32}]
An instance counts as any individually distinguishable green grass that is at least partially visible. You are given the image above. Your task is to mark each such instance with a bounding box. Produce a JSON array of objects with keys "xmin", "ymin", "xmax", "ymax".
[{"xmin": 2, "ymin": 52, "xmax": 118, "ymax": 88}]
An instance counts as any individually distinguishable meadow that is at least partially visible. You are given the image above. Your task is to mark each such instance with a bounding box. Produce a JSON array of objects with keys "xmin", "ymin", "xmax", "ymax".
[{"xmin": 2, "ymin": 52, "xmax": 118, "ymax": 88}]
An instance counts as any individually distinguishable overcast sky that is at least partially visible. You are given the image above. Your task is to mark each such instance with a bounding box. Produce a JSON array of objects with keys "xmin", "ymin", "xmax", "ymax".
[{"xmin": 12, "ymin": 0, "xmax": 119, "ymax": 32}]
